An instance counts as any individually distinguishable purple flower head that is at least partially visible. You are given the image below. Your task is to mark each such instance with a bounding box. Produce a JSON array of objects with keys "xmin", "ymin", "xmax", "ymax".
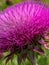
[{"xmin": 0, "ymin": 2, "xmax": 49, "ymax": 64}]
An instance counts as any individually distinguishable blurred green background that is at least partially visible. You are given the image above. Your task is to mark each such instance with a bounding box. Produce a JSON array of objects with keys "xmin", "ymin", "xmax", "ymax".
[
  {"xmin": 0, "ymin": 0, "xmax": 49, "ymax": 10},
  {"xmin": 0, "ymin": 0, "xmax": 49, "ymax": 65}
]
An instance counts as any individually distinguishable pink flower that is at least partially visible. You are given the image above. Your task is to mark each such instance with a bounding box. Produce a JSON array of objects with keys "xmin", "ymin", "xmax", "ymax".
[{"xmin": 0, "ymin": 2, "xmax": 49, "ymax": 65}]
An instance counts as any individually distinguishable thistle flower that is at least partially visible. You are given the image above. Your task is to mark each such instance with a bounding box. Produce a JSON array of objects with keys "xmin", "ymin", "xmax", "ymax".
[{"xmin": 0, "ymin": 2, "xmax": 49, "ymax": 65}]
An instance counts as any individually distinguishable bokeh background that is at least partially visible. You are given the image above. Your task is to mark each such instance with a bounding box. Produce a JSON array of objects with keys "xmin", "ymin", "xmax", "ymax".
[{"xmin": 0, "ymin": 0, "xmax": 49, "ymax": 65}]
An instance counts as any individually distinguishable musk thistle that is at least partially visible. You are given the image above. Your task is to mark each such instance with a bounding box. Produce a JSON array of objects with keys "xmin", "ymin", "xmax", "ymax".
[{"xmin": 0, "ymin": 1, "xmax": 49, "ymax": 65}]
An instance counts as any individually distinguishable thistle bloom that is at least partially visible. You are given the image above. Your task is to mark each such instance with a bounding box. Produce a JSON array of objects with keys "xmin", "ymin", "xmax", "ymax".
[{"xmin": 0, "ymin": 2, "xmax": 49, "ymax": 65}]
